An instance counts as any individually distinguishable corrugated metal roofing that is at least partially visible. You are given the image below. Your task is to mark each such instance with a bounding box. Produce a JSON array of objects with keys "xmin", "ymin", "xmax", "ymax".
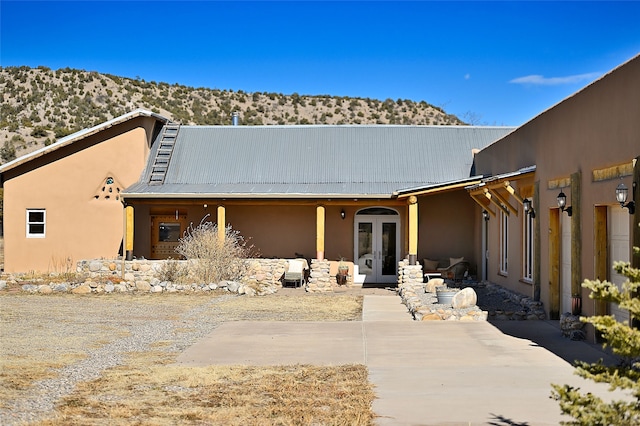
[{"xmin": 124, "ymin": 125, "xmax": 515, "ymax": 198}]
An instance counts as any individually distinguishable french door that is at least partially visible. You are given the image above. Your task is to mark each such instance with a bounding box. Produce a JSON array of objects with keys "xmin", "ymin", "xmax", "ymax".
[{"xmin": 354, "ymin": 208, "xmax": 400, "ymax": 284}]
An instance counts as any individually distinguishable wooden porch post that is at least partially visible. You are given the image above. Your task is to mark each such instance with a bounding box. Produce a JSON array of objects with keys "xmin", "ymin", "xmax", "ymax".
[
  {"xmin": 125, "ymin": 205, "xmax": 134, "ymax": 261},
  {"xmin": 570, "ymin": 171, "xmax": 582, "ymax": 314},
  {"xmin": 217, "ymin": 205, "xmax": 226, "ymax": 242},
  {"xmin": 316, "ymin": 205, "xmax": 325, "ymax": 260},
  {"xmin": 408, "ymin": 196, "xmax": 418, "ymax": 265}
]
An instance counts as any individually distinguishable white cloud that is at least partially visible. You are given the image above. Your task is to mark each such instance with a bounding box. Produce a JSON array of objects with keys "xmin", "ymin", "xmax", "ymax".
[{"xmin": 509, "ymin": 72, "xmax": 602, "ymax": 86}]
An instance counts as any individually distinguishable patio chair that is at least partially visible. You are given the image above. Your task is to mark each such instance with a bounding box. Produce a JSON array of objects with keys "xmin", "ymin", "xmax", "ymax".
[{"xmin": 282, "ymin": 259, "xmax": 305, "ymax": 288}]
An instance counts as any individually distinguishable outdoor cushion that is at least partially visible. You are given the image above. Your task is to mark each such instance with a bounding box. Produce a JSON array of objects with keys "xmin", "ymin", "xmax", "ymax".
[
  {"xmin": 449, "ymin": 256, "xmax": 464, "ymax": 267},
  {"xmin": 423, "ymin": 258, "xmax": 440, "ymax": 271}
]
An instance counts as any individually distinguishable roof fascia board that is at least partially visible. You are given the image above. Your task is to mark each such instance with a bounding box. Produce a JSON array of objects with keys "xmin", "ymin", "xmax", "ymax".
[
  {"xmin": 0, "ymin": 109, "xmax": 168, "ymax": 174},
  {"xmin": 393, "ymin": 176, "xmax": 485, "ymax": 198},
  {"xmin": 121, "ymin": 192, "xmax": 395, "ymax": 200}
]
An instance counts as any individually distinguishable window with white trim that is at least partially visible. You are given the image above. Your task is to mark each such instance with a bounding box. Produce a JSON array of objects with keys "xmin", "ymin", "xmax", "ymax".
[
  {"xmin": 499, "ymin": 209, "xmax": 508, "ymax": 274},
  {"xmin": 26, "ymin": 209, "xmax": 46, "ymax": 238},
  {"xmin": 522, "ymin": 209, "xmax": 534, "ymax": 282}
]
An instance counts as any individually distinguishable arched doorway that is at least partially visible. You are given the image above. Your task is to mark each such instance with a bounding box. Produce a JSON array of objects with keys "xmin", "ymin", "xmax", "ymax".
[{"xmin": 354, "ymin": 207, "xmax": 400, "ymax": 284}]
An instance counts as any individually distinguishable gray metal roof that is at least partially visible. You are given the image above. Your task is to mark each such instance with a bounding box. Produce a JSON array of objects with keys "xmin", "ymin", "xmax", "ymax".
[{"xmin": 124, "ymin": 125, "xmax": 515, "ymax": 199}]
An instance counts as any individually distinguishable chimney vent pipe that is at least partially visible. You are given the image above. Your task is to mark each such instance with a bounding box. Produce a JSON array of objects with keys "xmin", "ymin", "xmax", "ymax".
[{"xmin": 232, "ymin": 112, "xmax": 239, "ymax": 126}]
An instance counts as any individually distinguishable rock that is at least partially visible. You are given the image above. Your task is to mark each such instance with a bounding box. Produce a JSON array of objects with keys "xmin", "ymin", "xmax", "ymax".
[
  {"xmin": 0, "ymin": 280, "xmax": 7, "ymax": 290},
  {"xmin": 108, "ymin": 262, "xmax": 117, "ymax": 271},
  {"xmin": 72, "ymin": 284, "xmax": 92, "ymax": 294},
  {"xmin": 451, "ymin": 288, "xmax": 477, "ymax": 309},
  {"xmin": 21, "ymin": 284, "xmax": 38, "ymax": 292},
  {"xmin": 104, "ymin": 283, "xmax": 115, "ymax": 293},
  {"xmin": 243, "ymin": 286, "xmax": 257, "ymax": 296},
  {"xmin": 53, "ymin": 283, "xmax": 69, "ymax": 292},
  {"xmin": 114, "ymin": 284, "xmax": 128, "ymax": 292},
  {"xmin": 38, "ymin": 285, "xmax": 53, "ymax": 294},
  {"xmin": 421, "ymin": 313, "xmax": 443, "ymax": 321},
  {"xmin": 208, "ymin": 283, "xmax": 218, "ymax": 290},
  {"xmin": 226, "ymin": 281, "xmax": 240, "ymax": 293},
  {"xmin": 124, "ymin": 273, "xmax": 135, "ymax": 282},
  {"xmin": 425, "ymin": 278, "xmax": 445, "ymax": 293},
  {"xmin": 151, "ymin": 285, "xmax": 163, "ymax": 293},
  {"xmin": 89, "ymin": 261, "xmax": 103, "ymax": 272},
  {"xmin": 135, "ymin": 281, "xmax": 151, "ymax": 291}
]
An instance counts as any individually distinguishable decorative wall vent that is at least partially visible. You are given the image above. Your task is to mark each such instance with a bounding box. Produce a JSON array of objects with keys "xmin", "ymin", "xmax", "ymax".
[{"xmin": 93, "ymin": 175, "xmax": 124, "ymax": 201}]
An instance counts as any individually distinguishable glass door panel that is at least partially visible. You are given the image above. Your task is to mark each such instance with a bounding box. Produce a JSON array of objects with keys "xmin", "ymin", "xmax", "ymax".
[
  {"xmin": 381, "ymin": 222, "xmax": 397, "ymax": 277},
  {"xmin": 354, "ymin": 212, "xmax": 400, "ymax": 284},
  {"xmin": 357, "ymin": 222, "xmax": 374, "ymax": 277}
]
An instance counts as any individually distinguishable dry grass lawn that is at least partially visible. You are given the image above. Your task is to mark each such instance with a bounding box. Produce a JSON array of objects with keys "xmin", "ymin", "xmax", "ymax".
[{"xmin": 0, "ymin": 292, "xmax": 375, "ymax": 425}]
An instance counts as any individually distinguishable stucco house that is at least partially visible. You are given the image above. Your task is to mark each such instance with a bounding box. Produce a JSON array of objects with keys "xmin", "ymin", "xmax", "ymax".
[
  {"xmin": 0, "ymin": 110, "xmax": 167, "ymax": 273},
  {"xmin": 2, "ymin": 52, "xmax": 637, "ymax": 316},
  {"xmin": 470, "ymin": 53, "xmax": 639, "ymax": 333},
  {"xmin": 0, "ymin": 112, "xmax": 513, "ymax": 281}
]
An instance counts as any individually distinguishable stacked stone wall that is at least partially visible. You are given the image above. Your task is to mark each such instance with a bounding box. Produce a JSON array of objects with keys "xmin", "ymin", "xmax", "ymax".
[
  {"xmin": 307, "ymin": 259, "xmax": 332, "ymax": 293},
  {"xmin": 3, "ymin": 258, "xmax": 294, "ymax": 296}
]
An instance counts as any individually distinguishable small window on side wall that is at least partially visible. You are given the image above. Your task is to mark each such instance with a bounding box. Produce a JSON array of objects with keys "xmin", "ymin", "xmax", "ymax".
[{"xmin": 27, "ymin": 209, "xmax": 46, "ymax": 238}]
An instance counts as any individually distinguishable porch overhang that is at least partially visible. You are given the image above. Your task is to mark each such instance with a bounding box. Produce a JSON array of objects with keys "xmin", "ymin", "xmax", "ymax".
[
  {"xmin": 466, "ymin": 165, "xmax": 536, "ymax": 216},
  {"xmin": 392, "ymin": 176, "xmax": 486, "ymax": 199}
]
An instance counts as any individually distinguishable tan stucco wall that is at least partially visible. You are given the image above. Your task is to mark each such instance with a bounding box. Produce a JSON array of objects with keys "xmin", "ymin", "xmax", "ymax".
[
  {"xmin": 474, "ymin": 54, "xmax": 640, "ymax": 318},
  {"xmin": 2, "ymin": 119, "xmax": 157, "ymax": 272},
  {"xmin": 131, "ymin": 201, "xmax": 409, "ymax": 265},
  {"xmin": 417, "ymin": 189, "xmax": 481, "ymax": 276}
]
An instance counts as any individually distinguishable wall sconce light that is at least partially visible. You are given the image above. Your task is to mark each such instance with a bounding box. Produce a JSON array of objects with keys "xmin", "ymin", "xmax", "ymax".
[
  {"xmin": 340, "ymin": 209, "xmax": 346, "ymax": 220},
  {"xmin": 482, "ymin": 210, "xmax": 490, "ymax": 221},
  {"xmin": 615, "ymin": 181, "xmax": 636, "ymax": 214},
  {"xmin": 523, "ymin": 198, "xmax": 536, "ymax": 218},
  {"xmin": 557, "ymin": 190, "xmax": 572, "ymax": 216}
]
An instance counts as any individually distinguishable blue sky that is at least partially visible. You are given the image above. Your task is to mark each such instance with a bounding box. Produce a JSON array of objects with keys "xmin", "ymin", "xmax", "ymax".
[{"xmin": 1, "ymin": 1, "xmax": 639, "ymax": 126}]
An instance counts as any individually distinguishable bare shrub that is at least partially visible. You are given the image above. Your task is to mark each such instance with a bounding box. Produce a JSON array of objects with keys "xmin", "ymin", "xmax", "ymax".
[
  {"xmin": 157, "ymin": 258, "xmax": 186, "ymax": 283},
  {"xmin": 175, "ymin": 216, "xmax": 254, "ymax": 283}
]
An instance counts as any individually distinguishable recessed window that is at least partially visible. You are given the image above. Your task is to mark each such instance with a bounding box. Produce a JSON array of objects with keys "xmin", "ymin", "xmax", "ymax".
[
  {"xmin": 499, "ymin": 209, "xmax": 508, "ymax": 274},
  {"xmin": 27, "ymin": 209, "xmax": 46, "ymax": 238},
  {"xmin": 522, "ymin": 209, "xmax": 534, "ymax": 282}
]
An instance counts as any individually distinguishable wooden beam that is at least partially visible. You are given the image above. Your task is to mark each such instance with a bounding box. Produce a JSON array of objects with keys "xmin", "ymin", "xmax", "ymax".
[
  {"xmin": 594, "ymin": 205, "xmax": 609, "ymax": 317},
  {"xmin": 487, "ymin": 188, "xmax": 518, "ymax": 215},
  {"xmin": 571, "ymin": 171, "xmax": 582, "ymax": 306},
  {"xmin": 483, "ymin": 189, "xmax": 510, "ymax": 215},
  {"xmin": 503, "ymin": 181, "xmax": 524, "ymax": 205},
  {"xmin": 533, "ymin": 181, "xmax": 541, "ymax": 301},
  {"xmin": 124, "ymin": 198, "xmax": 405, "ymax": 207},
  {"xmin": 549, "ymin": 208, "xmax": 560, "ymax": 320},
  {"xmin": 470, "ymin": 193, "xmax": 496, "ymax": 216},
  {"xmin": 125, "ymin": 205, "xmax": 134, "ymax": 261},
  {"xmin": 408, "ymin": 196, "xmax": 418, "ymax": 265},
  {"xmin": 592, "ymin": 160, "xmax": 635, "ymax": 182},
  {"xmin": 548, "ymin": 177, "xmax": 571, "ymax": 190},
  {"xmin": 217, "ymin": 205, "xmax": 226, "ymax": 242},
  {"xmin": 316, "ymin": 205, "xmax": 325, "ymax": 260}
]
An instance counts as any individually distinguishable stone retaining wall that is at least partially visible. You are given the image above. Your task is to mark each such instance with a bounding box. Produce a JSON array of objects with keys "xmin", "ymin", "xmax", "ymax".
[
  {"xmin": 1, "ymin": 257, "xmax": 362, "ymax": 295},
  {"xmin": 2, "ymin": 258, "xmax": 294, "ymax": 296}
]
